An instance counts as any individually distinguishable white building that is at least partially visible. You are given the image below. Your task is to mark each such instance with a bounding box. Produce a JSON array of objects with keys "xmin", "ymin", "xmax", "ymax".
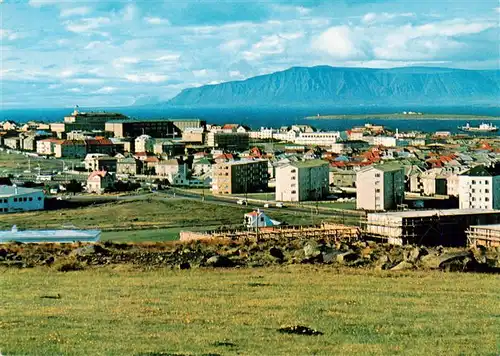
[
  {"xmin": 275, "ymin": 160, "xmax": 329, "ymax": 202},
  {"xmin": 0, "ymin": 185, "xmax": 45, "ymax": 213},
  {"xmin": 362, "ymin": 136, "xmax": 397, "ymax": 147},
  {"xmin": 458, "ymin": 165, "xmax": 500, "ymax": 210},
  {"xmin": 294, "ymin": 131, "xmax": 341, "ymax": 146},
  {"xmin": 356, "ymin": 164, "xmax": 405, "ymax": 211},
  {"xmin": 244, "ymin": 209, "xmax": 281, "ymax": 229},
  {"xmin": 134, "ymin": 135, "xmax": 155, "ymax": 153}
]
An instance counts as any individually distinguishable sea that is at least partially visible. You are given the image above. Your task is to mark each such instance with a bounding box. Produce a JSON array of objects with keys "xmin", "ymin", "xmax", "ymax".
[{"xmin": 1, "ymin": 105, "xmax": 500, "ymax": 134}]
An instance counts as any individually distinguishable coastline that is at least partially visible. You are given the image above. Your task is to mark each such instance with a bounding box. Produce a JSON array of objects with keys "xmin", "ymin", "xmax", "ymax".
[{"xmin": 306, "ymin": 113, "xmax": 500, "ymax": 120}]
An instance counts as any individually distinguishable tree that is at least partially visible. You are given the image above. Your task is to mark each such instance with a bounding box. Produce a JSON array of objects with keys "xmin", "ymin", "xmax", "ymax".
[{"xmin": 65, "ymin": 179, "xmax": 83, "ymax": 194}]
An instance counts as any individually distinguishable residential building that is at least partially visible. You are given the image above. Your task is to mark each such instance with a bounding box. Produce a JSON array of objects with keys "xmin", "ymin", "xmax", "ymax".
[
  {"xmin": 84, "ymin": 154, "xmax": 110, "ymax": 171},
  {"xmin": 329, "ymin": 168, "xmax": 357, "ymax": 188},
  {"xmin": 330, "ymin": 140, "xmax": 370, "ymax": 153},
  {"xmin": 362, "ymin": 136, "xmax": 397, "ymax": 147},
  {"xmin": 356, "ymin": 164, "xmax": 405, "ymax": 211},
  {"xmin": 181, "ymin": 127, "xmax": 205, "ymax": 143},
  {"xmin": 116, "ymin": 157, "xmax": 141, "ymax": 175},
  {"xmin": 170, "ymin": 119, "xmax": 206, "ymax": 133},
  {"xmin": 275, "ymin": 160, "xmax": 329, "ymax": 202},
  {"xmin": 0, "ymin": 185, "xmax": 45, "ymax": 213},
  {"xmin": 192, "ymin": 158, "xmax": 213, "ymax": 176},
  {"xmin": 212, "ymin": 159, "xmax": 268, "ymax": 195},
  {"xmin": 105, "ymin": 119, "xmax": 178, "ymax": 138},
  {"xmin": 294, "ymin": 131, "xmax": 341, "ymax": 146},
  {"xmin": 86, "ymin": 171, "xmax": 115, "ymax": 194},
  {"xmin": 36, "ymin": 138, "xmax": 61, "ymax": 156},
  {"xmin": 244, "ymin": 210, "xmax": 280, "ymax": 229},
  {"xmin": 54, "ymin": 140, "xmax": 87, "ymax": 158},
  {"xmin": 3, "ymin": 136, "xmax": 21, "ymax": 150},
  {"xmin": 206, "ymin": 132, "xmax": 249, "ymax": 151},
  {"xmin": 153, "ymin": 140, "xmax": 185, "ymax": 156},
  {"xmin": 85, "ymin": 138, "xmax": 115, "ymax": 155},
  {"xmin": 134, "ymin": 135, "xmax": 155, "ymax": 153},
  {"xmin": 458, "ymin": 165, "xmax": 500, "ymax": 210}
]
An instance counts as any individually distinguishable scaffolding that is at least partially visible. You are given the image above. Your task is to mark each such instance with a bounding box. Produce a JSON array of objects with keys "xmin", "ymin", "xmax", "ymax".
[
  {"xmin": 466, "ymin": 225, "xmax": 500, "ymax": 247},
  {"xmin": 360, "ymin": 209, "xmax": 500, "ymax": 247}
]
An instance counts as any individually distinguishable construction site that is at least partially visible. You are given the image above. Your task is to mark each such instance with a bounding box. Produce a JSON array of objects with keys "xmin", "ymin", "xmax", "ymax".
[{"xmin": 362, "ymin": 209, "xmax": 500, "ymax": 247}]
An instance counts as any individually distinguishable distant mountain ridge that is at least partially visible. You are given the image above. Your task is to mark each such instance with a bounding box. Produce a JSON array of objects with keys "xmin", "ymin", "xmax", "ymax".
[{"xmin": 166, "ymin": 66, "xmax": 500, "ymax": 107}]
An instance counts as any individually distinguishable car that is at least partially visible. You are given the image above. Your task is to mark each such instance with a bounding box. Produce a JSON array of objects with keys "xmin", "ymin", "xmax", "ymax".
[
  {"xmin": 237, "ymin": 199, "xmax": 247, "ymax": 205},
  {"xmin": 275, "ymin": 202, "xmax": 284, "ymax": 208},
  {"xmin": 263, "ymin": 203, "xmax": 270, "ymax": 208},
  {"xmin": 56, "ymin": 196, "xmax": 63, "ymax": 201}
]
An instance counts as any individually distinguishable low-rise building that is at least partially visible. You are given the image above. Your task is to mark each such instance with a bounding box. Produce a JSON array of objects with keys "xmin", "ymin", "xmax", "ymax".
[
  {"xmin": 135, "ymin": 135, "xmax": 155, "ymax": 153},
  {"xmin": 275, "ymin": 160, "xmax": 329, "ymax": 202},
  {"xmin": 54, "ymin": 140, "xmax": 87, "ymax": 158},
  {"xmin": 294, "ymin": 131, "xmax": 341, "ymax": 146},
  {"xmin": 212, "ymin": 159, "xmax": 268, "ymax": 195},
  {"xmin": 86, "ymin": 171, "xmax": 114, "ymax": 194},
  {"xmin": 0, "ymin": 185, "xmax": 45, "ymax": 213},
  {"xmin": 356, "ymin": 164, "xmax": 405, "ymax": 211},
  {"xmin": 329, "ymin": 168, "xmax": 357, "ymax": 188},
  {"xmin": 116, "ymin": 157, "xmax": 141, "ymax": 175}
]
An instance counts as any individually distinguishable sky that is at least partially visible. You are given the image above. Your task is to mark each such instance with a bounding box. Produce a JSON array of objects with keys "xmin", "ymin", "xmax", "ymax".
[{"xmin": 1, "ymin": 0, "xmax": 499, "ymax": 108}]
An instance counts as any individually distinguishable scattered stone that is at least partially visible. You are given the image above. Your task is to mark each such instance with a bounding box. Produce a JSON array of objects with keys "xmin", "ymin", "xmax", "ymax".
[
  {"xmin": 277, "ymin": 325, "xmax": 323, "ymax": 336},
  {"xmin": 335, "ymin": 251, "xmax": 358, "ymax": 264},
  {"xmin": 405, "ymin": 247, "xmax": 421, "ymax": 263},
  {"xmin": 213, "ymin": 340, "xmax": 237, "ymax": 347},
  {"xmin": 40, "ymin": 293, "xmax": 61, "ymax": 299}
]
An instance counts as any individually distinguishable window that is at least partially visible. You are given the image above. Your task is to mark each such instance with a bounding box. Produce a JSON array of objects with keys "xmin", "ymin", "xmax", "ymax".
[
  {"xmin": 485, "ymin": 189, "xmax": 490, "ymax": 193},
  {"xmin": 375, "ymin": 173, "xmax": 381, "ymax": 177},
  {"xmin": 38, "ymin": 197, "xmax": 42, "ymax": 201},
  {"xmin": 13, "ymin": 198, "xmax": 17, "ymax": 202},
  {"xmin": 485, "ymin": 180, "xmax": 489, "ymax": 185},
  {"xmin": 290, "ymin": 169, "xmax": 296, "ymax": 173},
  {"xmin": 291, "ymin": 190, "xmax": 296, "ymax": 194},
  {"xmin": 291, "ymin": 176, "xmax": 296, "ymax": 180},
  {"xmin": 485, "ymin": 197, "xmax": 490, "ymax": 202},
  {"xmin": 472, "ymin": 197, "xmax": 476, "ymax": 201},
  {"xmin": 29, "ymin": 197, "xmax": 33, "ymax": 201},
  {"xmin": 472, "ymin": 189, "xmax": 475, "ymax": 193},
  {"xmin": 472, "ymin": 180, "xmax": 476, "ymax": 184},
  {"xmin": 375, "ymin": 189, "xmax": 381, "ymax": 193}
]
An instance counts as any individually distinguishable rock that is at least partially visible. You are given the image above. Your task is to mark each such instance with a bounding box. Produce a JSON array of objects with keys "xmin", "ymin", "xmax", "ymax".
[
  {"xmin": 420, "ymin": 251, "xmax": 472, "ymax": 269},
  {"xmin": 205, "ymin": 255, "xmax": 235, "ymax": 268},
  {"xmin": 322, "ymin": 252, "xmax": 336, "ymax": 264},
  {"xmin": 405, "ymin": 247, "xmax": 421, "ymax": 263},
  {"xmin": 269, "ymin": 247, "xmax": 284, "ymax": 260},
  {"xmin": 179, "ymin": 262, "xmax": 191, "ymax": 270},
  {"xmin": 335, "ymin": 251, "xmax": 358, "ymax": 264},
  {"xmin": 277, "ymin": 325, "xmax": 323, "ymax": 336},
  {"xmin": 390, "ymin": 261, "xmax": 414, "ymax": 271},
  {"xmin": 303, "ymin": 241, "xmax": 321, "ymax": 258}
]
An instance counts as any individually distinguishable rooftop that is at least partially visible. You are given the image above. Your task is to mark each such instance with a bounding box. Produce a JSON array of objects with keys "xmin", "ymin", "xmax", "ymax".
[
  {"xmin": 289, "ymin": 159, "xmax": 329, "ymax": 168},
  {"xmin": 0, "ymin": 185, "xmax": 43, "ymax": 197},
  {"xmin": 368, "ymin": 209, "xmax": 500, "ymax": 219}
]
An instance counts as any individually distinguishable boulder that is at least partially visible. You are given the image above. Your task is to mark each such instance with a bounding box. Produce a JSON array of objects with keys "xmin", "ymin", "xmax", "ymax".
[
  {"xmin": 335, "ymin": 251, "xmax": 358, "ymax": 264},
  {"xmin": 390, "ymin": 261, "xmax": 414, "ymax": 271},
  {"xmin": 205, "ymin": 255, "xmax": 235, "ymax": 268},
  {"xmin": 420, "ymin": 251, "xmax": 472, "ymax": 269},
  {"xmin": 405, "ymin": 247, "xmax": 421, "ymax": 263},
  {"xmin": 303, "ymin": 241, "xmax": 321, "ymax": 258}
]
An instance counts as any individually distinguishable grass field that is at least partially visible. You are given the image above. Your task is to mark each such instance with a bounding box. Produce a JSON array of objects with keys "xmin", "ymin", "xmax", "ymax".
[
  {"xmin": 0, "ymin": 150, "xmax": 81, "ymax": 174},
  {"xmin": 0, "ymin": 199, "xmax": 324, "ymax": 240},
  {"xmin": 1, "ymin": 266, "xmax": 499, "ymax": 355}
]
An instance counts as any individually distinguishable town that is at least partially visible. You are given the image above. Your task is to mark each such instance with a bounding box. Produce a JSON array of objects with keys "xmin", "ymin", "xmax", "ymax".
[{"xmin": 1, "ymin": 107, "xmax": 499, "ymax": 248}]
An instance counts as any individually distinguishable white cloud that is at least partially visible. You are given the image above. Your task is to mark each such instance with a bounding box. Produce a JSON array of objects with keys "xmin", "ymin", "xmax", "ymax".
[
  {"xmin": 48, "ymin": 84, "xmax": 62, "ymax": 89},
  {"xmin": 84, "ymin": 41, "xmax": 111, "ymax": 50},
  {"xmin": 312, "ymin": 26, "xmax": 368, "ymax": 60},
  {"xmin": 65, "ymin": 17, "xmax": 111, "ymax": 34},
  {"xmin": 243, "ymin": 35, "xmax": 286, "ymax": 61},
  {"xmin": 495, "ymin": 7, "xmax": 500, "ymax": 13},
  {"xmin": 60, "ymin": 69, "xmax": 76, "ymax": 78},
  {"xmin": 219, "ymin": 39, "xmax": 247, "ymax": 52},
  {"xmin": 144, "ymin": 17, "xmax": 170, "ymax": 25},
  {"xmin": 70, "ymin": 78, "xmax": 105, "ymax": 85},
  {"xmin": 67, "ymin": 88, "xmax": 82, "ymax": 93},
  {"xmin": 362, "ymin": 12, "xmax": 415, "ymax": 24},
  {"xmin": 60, "ymin": 7, "xmax": 92, "ymax": 18},
  {"xmin": 125, "ymin": 73, "xmax": 168, "ymax": 83},
  {"xmin": 113, "ymin": 57, "xmax": 141, "ymax": 68},
  {"xmin": 93, "ymin": 86, "xmax": 117, "ymax": 94},
  {"xmin": 154, "ymin": 54, "xmax": 181, "ymax": 62},
  {"xmin": 0, "ymin": 29, "xmax": 20, "ymax": 41},
  {"xmin": 28, "ymin": 0, "xmax": 59, "ymax": 7},
  {"xmin": 229, "ymin": 70, "xmax": 243, "ymax": 78}
]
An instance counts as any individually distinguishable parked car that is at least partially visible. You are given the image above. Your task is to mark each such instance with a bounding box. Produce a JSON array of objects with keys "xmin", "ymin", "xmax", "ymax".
[
  {"xmin": 275, "ymin": 202, "xmax": 284, "ymax": 208},
  {"xmin": 264, "ymin": 203, "xmax": 270, "ymax": 208},
  {"xmin": 237, "ymin": 199, "xmax": 248, "ymax": 205}
]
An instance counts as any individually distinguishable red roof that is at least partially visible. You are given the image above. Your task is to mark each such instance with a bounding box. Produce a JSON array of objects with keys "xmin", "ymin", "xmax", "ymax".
[
  {"xmin": 85, "ymin": 138, "xmax": 114, "ymax": 145},
  {"xmin": 88, "ymin": 170, "xmax": 108, "ymax": 180},
  {"xmin": 222, "ymin": 124, "xmax": 239, "ymax": 129}
]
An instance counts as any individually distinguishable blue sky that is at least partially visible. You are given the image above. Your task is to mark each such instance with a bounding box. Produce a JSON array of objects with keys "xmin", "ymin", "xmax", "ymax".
[{"xmin": 1, "ymin": 0, "xmax": 499, "ymax": 108}]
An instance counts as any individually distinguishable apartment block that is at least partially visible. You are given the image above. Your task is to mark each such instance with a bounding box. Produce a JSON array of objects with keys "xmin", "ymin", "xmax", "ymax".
[
  {"xmin": 458, "ymin": 165, "xmax": 500, "ymax": 210},
  {"xmin": 206, "ymin": 132, "xmax": 249, "ymax": 151},
  {"xmin": 212, "ymin": 159, "xmax": 268, "ymax": 195},
  {"xmin": 275, "ymin": 160, "xmax": 329, "ymax": 202},
  {"xmin": 356, "ymin": 164, "xmax": 405, "ymax": 211}
]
